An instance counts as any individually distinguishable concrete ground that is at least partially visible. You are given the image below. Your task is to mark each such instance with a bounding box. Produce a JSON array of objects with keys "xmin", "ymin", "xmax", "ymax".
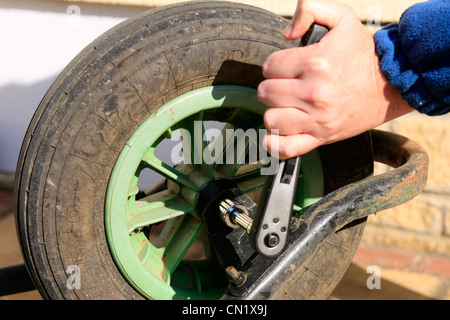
[{"xmin": 1, "ymin": 188, "xmax": 449, "ymax": 300}]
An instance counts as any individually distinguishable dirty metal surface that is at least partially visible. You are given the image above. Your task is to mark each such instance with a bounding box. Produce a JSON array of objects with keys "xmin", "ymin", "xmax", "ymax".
[{"xmin": 232, "ymin": 130, "xmax": 429, "ymax": 299}]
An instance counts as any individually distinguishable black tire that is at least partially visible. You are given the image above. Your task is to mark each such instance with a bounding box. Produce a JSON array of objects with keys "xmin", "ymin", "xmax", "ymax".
[{"xmin": 15, "ymin": 1, "xmax": 373, "ymax": 300}]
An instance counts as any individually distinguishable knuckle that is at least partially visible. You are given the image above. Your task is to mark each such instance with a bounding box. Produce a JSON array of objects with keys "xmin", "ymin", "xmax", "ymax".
[
  {"xmin": 263, "ymin": 108, "xmax": 278, "ymax": 130},
  {"xmin": 341, "ymin": 4, "xmax": 358, "ymax": 19},
  {"xmin": 304, "ymin": 55, "xmax": 330, "ymax": 75},
  {"xmin": 262, "ymin": 51, "xmax": 283, "ymax": 78},
  {"xmin": 299, "ymin": 0, "xmax": 312, "ymax": 15},
  {"xmin": 279, "ymin": 143, "xmax": 297, "ymax": 159},
  {"xmin": 257, "ymin": 81, "xmax": 269, "ymax": 102},
  {"xmin": 262, "ymin": 52, "xmax": 277, "ymax": 77},
  {"xmin": 261, "ymin": 58, "xmax": 271, "ymax": 77},
  {"xmin": 258, "ymin": 80, "xmax": 278, "ymax": 105},
  {"xmin": 315, "ymin": 116, "xmax": 340, "ymax": 142},
  {"xmin": 305, "ymin": 83, "xmax": 329, "ymax": 106}
]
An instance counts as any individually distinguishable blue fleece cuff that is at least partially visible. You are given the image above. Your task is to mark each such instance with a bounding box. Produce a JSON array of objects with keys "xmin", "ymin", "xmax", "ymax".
[{"xmin": 374, "ymin": 0, "xmax": 450, "ymax": 116}]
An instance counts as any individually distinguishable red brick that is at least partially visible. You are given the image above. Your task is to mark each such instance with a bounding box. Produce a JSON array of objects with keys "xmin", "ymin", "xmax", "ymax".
[
  {"xmin": 353, "ymin": 246, "xmax": 416, "ymax": 270},
  {"xmin": 417, "ymin": 256, "xmax": 450, "ymax": 279}
]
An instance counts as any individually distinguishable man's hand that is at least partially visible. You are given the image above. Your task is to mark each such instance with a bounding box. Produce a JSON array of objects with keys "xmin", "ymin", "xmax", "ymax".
[{"xmin": 258, "ymin": 0, "xmax": 413, "ymax": 159}]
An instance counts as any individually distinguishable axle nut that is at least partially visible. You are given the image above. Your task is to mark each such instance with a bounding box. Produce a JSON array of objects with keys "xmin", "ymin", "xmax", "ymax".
[{"xmin": 265, "ymin": 233, "xmax": 279, "ymax": 248}]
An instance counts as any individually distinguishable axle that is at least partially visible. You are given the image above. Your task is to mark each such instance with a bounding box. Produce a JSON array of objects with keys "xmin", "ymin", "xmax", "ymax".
[{"xmin": 218, "ymin": 199, "xmax": 253, "ymax": 233}]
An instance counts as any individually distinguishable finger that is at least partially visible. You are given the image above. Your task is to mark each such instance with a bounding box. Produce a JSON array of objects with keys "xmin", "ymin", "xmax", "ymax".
[
  {"xmin": 262, "ymin": 47, "xmax": 309, "ymax": 79},
  {"xmin": 264, "ymin": 132, "xmax": 322, "ymax": 159},
  {"xmin": 284, "ymin": 0, "xmax": 354, "ymax": 40},
  {"xmin": 258, "ymin": 78, "xmax": 311, "ymax": 109},
  {"xmin": 264, "ymin": 107, "xmax": 312, "ymax": 135}
]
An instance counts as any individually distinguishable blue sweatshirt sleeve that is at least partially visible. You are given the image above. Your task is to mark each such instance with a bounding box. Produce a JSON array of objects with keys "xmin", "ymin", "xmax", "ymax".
[{"xmin": 374, "ymin": 0, "xmax": 450, "ymax": 116}]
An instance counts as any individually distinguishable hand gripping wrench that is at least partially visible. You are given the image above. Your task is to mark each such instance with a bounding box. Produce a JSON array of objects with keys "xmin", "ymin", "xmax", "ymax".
[{"xmin": 250, "ymin": 24, "xmax": 329, "ymax": 257}]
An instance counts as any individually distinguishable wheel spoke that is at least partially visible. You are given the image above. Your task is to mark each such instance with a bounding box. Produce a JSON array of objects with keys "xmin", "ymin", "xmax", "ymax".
[
  {"xmin": 234, "ymin": 162, "xmax": 264, "ymax": 179},
  {"xmin": 182, "ymin": 113, "xmax": 215, "ymax": 178},
  {"xmin": 214, "ymin": 124, "xmax": 261, "ymax": 179},
  {"xmin": 127, "ymin": 189, "xmax": 194, "ymax": 233},
  {"xmin": 159, "ymin": 215, "xmax": 204, "ymax": 278},
  {"xmin": 235, "ymin": 172, "xmax": 266, "ymax": 194},
  {"xmin": 142, "ymin": 147, "xmax": 199, "ymax": 191}
]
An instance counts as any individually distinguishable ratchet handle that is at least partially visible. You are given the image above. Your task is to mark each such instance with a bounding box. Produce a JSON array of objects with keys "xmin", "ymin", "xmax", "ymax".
[
  {"xmin": 251, "ymin": 24, "xmax": 329, "ymax": 257},
  {"xmin": 250, "ymin": 157, "xmax": 302, "ymax": 257},
  {"xmin": 299, "ymin": 23, "xmax": 329, "ymax": 47}
]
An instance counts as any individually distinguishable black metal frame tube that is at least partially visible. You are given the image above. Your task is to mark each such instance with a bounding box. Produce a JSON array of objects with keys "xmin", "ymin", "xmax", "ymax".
[
  {"xmin": 0, "ymin": 264, "xmax": 36, "ymax": 296},
  {"xmin": 237, "ymin": 130, "xmax": 429, "ymax": 300}
]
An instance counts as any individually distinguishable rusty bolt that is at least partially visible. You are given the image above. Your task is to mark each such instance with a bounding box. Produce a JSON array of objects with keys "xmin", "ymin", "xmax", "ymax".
[{"xmin": 226, "ymin": 266, "xmax": 247, "ymax": 288}]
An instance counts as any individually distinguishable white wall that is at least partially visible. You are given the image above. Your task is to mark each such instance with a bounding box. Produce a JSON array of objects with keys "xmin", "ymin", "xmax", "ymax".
[{"xmin": 0, "ymin": 0, "xmax": 148, "ymax": 173}]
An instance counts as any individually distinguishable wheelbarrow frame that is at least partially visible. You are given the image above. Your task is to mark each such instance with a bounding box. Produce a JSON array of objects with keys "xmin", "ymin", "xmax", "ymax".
[
  {"xmin": 0, "ymin": 129, "xmax": 429, "ymax": 298},
  {"xmin": 231, "ymin": 129, "xmax": 429, "ymax": 299}
]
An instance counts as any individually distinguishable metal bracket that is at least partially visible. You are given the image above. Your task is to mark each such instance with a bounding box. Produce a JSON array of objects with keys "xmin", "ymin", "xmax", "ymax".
[{"xmin": 223, "ymin": 130, "xmax": 429, "ymax": 299}]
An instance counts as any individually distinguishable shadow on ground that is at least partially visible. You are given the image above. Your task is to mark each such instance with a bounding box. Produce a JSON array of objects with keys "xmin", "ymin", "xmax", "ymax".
[{"xmin": 330, "ymin": 263, "xmax": 432, "ymax": 300}]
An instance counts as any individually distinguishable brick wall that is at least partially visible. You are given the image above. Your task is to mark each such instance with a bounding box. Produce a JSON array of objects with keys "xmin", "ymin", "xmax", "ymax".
[
  {"xmin": 57, "ymin": 0, "xmax": 422, "ymax": 21},
  {"xmin": 365, "ymin": 114, "xmax": 450, "ymax": 256},
  {"xmin": 55, "ymin": 0, "xmax": 449, "ymax": 256}
]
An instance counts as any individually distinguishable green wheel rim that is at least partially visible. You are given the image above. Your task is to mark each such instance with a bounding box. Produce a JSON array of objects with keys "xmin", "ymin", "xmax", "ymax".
[{"xmin": 105, "ymin": 85, "xmax": 324, "ymax": 299}]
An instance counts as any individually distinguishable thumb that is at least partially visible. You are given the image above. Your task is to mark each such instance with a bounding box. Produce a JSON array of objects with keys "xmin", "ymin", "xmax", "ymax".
[{"xmin": 284, "ymin": 0, "xmax": 356, "ymax": 40}]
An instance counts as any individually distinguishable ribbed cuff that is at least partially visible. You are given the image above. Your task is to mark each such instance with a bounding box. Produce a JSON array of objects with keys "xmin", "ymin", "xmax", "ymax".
[{"xmin": 374, "ymin": 24, "xmax": 445, "ymax": 116}]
